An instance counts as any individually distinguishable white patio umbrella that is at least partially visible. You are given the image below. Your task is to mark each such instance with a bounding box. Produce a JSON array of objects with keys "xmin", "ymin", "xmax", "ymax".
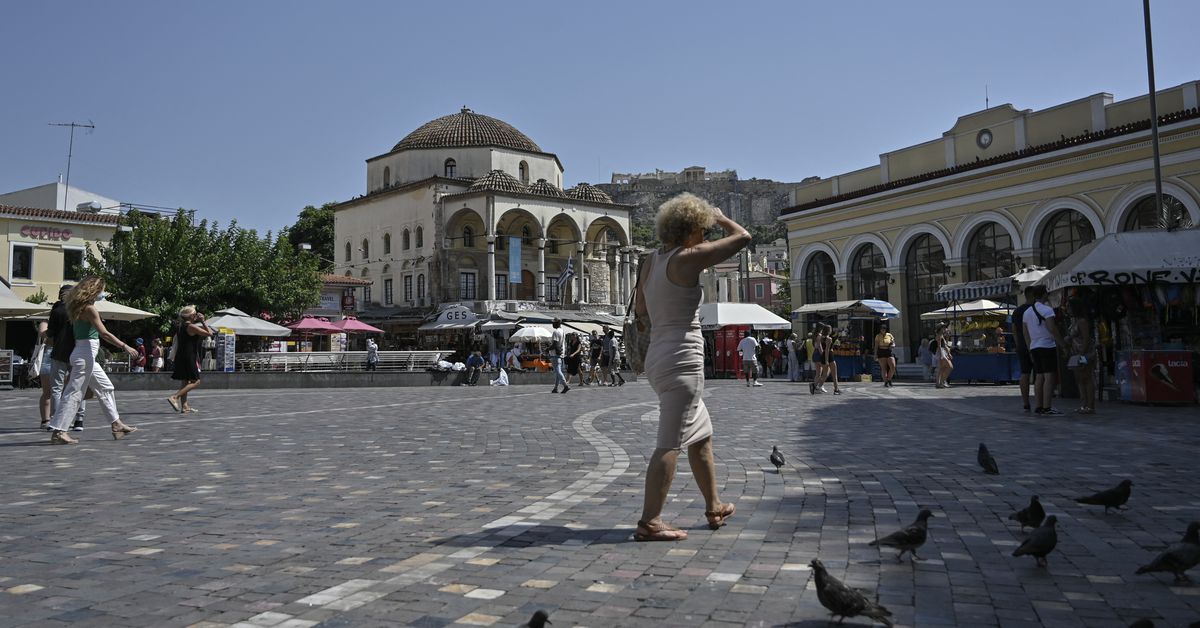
[
  {"xmin": 93, "ymin": 299, "xmax": 156, "ymax": 322},
  {"xmin": 509, "ymin": 326, "xmax": 553, "ymax": 342},
  {"xmin": 206, "ymin": 307, "xmax": 292, "ymax": 337},
  {"xmin": 1011, "ymin": 266, "xmax": 1049, "ymax": 287},
  {"xmin": 0, "ymin": 295, "xmax": 49, "ymax": 319}
]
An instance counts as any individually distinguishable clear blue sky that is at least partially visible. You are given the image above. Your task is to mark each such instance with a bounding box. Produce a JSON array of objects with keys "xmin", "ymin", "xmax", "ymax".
[{"xmin": 2, "ymin": 1, "xmax": 1197, "ymax": 233}]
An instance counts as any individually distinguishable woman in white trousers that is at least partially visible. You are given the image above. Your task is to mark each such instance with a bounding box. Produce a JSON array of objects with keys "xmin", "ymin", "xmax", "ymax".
[{"xmin": 48, "ymin": 277, "xmax": 141, "ymax": 445}]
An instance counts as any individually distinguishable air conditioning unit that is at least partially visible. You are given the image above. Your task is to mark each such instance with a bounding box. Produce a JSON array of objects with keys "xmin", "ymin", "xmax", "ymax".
[
  {"xmin": 612, "ymin": 305, "xmax": 626, "ymax": 317},
  {"xmin": 76, "ymin": 201, "xmax": 102, "ymax": 213},
  {"xmin": 504, "ymin": 302, "xmax": 519, "ymax": 313}
]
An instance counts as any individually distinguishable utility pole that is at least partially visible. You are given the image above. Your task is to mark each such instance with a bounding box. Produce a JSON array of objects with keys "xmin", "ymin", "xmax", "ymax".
[
  {"xmin": 48, "ymin": 121, "xmax": 94, "ymax": 211},
  {"xmin": 1142, "ymin": 0, "xmax": 1167, "ymax": 229}
]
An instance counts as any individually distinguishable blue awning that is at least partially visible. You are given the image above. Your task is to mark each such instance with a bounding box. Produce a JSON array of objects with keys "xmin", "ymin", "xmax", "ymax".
[{"xmin": 935, "ymin": 277, "xmax": 1015, "ymax": 302}]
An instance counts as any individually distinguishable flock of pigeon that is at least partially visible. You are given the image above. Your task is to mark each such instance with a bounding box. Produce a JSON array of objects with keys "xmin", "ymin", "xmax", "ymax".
[{"xmin": 767, "ymin": 443, "xmax": 1199, "ymax": 626}]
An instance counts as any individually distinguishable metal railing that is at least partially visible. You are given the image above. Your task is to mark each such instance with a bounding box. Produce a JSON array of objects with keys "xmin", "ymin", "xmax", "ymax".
[{"xmin": 232, "ymin": 350, "xmax": 446, "ymax": 373}]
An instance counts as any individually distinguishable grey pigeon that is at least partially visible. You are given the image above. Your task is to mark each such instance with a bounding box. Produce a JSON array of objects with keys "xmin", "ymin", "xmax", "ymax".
[
  {"xmin": 977, "ymin": 443, "xmax": 999, "ymax": 475},
  {"xmin": 1129, "ymin": 620, "xmax": 1154, "ymax": 628},
  {"xmin": 1075, "ymin": 479, "xmax": 1133, "ymax": 513},
  {"xmin": 523, "ymin": 610, "xmax": 551, "ymax": 628},
  {"xmin": 1136, "ymin": 521, "xmax": 1200, "ymax": 583},
  {"xmin": 869, "ymin": 509, "xmax": 934, "ymax": 562},
  {"xmin": 1012, "ymin": 515, "xmax": 1058, "ymax": 567},
  {"xmin": 769, "ymin": 446, "xmax": 785, "ymax": 473},
  {"xmin": 810, "ymin": 558, "xmax": 894, "ymax": 626},
  {"xmin": 1009, "ymin": 496, "xmax": 1046, "ymax": 532}
]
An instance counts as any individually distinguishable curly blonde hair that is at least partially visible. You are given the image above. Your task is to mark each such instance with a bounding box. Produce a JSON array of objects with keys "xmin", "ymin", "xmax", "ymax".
[
  {"xmin": 655, "ymin": 193, "xmax": 716, "ymax": 247},
  {"xmin": 66, "ymin": 276, "xmax": 105, "ymax": 320}
]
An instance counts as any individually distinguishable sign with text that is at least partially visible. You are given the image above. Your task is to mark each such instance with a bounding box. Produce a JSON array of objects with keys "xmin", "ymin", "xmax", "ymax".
[
  {"xmin": 19, "ymin": 225, "xmax": 74, "ymax": 241},
  {"xmin": 437, "ymin": 304, "xmax": 477, "ymax": 324}
]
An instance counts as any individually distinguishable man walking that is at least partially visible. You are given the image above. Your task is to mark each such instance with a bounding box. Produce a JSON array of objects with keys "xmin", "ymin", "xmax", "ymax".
[
  {"xmin": 549, "ymin": 319, "xmax": 569, "ymax": 394},
  {"xmin": 603, "ymin": 329, "xmax": 626, "ymax": 386},
  {"xmin": 737, "ymin": 330, "xmax": 763, "ymax": 387},
  {"xmin": 1022, "ymin": 286, "xmax": 1064, "ymax": 415},
  {"xmin": 1012, "ymin": 287, "xmax": 1036, "ymax": 412}
]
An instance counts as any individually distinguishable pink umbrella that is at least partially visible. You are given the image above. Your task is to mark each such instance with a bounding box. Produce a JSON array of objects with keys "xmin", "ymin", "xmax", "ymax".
[
  {"xmin": 286, "ymin": 315, "xmax": 341, "ymax": 334},
  {"xmin": 331, "ymin": 316, "xmax": 384, "ymax": 334}
]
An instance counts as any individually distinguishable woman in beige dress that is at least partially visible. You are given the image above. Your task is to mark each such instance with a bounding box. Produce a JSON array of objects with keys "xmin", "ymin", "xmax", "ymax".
[{"xmin": 634, "ymin": 193, "xmax": 750, "ymax": 542}]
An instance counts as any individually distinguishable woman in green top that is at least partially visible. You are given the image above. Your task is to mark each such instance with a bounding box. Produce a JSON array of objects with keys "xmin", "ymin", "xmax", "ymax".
[{"xmin": 47, "ymin": 276, "xmax": 140, "ymax": 445}]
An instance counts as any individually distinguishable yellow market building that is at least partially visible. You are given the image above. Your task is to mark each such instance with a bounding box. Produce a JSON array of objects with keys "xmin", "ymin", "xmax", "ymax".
[
  {"xmin": 1, "ymin": 204, "xmax": 120, "ymax": 352},
  {"xmin": 782, "ymin": 80, "xmax": 1200, "ymax": 361}
]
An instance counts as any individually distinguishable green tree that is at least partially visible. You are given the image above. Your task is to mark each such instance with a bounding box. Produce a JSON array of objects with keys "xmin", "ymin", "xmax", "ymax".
[
  {"xmin": 285, "ymin": 202, "xmax": 337, "ymax": 266},
  {"xmin": 86, "ymin": 210, "xmax": 321, "ymax": 337},
  {"xmin": 24, "ymin": 288, "xmax": 48, "ymax": 304}
]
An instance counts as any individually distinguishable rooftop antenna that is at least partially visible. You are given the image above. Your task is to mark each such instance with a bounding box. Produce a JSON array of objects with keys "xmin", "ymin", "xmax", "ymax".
[
  {"xmin": 985, "ymin": 84, "xmax": 989, "ymax": 109},
  {"xmin": 48, "ymin": 120, "xmax": 95, "ymax": 210}
]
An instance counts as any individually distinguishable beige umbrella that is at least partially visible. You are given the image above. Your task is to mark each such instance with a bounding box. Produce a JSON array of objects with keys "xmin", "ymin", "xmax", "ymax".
[
  {"xmin": 93, "ymin": 299, "xmax": 156, "ymax": 321},
  {"xmin": 0, "ymin": 294, "xmax": 49, "ymax": 319}
]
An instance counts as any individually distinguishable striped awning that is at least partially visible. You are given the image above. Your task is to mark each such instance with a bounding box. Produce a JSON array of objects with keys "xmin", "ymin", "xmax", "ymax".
[{"xmin": 935, "ymin": 277, "xmax": 1015, "ymax": 302}]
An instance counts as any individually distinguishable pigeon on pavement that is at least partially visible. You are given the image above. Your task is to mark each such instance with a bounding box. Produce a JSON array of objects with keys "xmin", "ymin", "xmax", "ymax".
[
  {"xmin": 1012, "ymin": 515, "xmax": 1058, "ymax": 567},
  {"xmin": 523, "ymin": 610, "xmax": 551, "ymax": 628},
  {"xmin": 1009, "ymin": 496, "xmax": 1046, "ymax": 532},
  {"xmin": 977, "ymin": 443, "xmax": 999, "ymax": 475},
  {"xmin": 1136, "ymin": 521, "xmax": 1200, "ymax": 583},
  {"xmin": 869, "ymin": 509, "xmax": 934, "ymax": 562},
  {"xmin": 769, "ymin": 446, "xmax": 785, "ymax": 473},
  {"xmin": 1075, "ymin": 479, "xmax": 1133, "ymax": 513},
  {"xmin": 810, "ymin": 559, "xmax": 894, "ymax": 626}
]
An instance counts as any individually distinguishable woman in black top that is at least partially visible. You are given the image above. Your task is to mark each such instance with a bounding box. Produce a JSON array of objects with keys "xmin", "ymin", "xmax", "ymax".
[
  {"xmin": 566, "ymin": 333, "xmax": 585, "ymax": 387},
  {"xmin": 168, "ymin": 305, "xmax": 212, "ymax": 413}
]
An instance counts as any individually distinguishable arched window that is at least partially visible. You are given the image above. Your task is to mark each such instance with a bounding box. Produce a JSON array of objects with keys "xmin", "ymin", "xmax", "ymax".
[
  {"xmin": 904, "ymin": 234, "xmax": 948, "ymax": 355},
  {"xmin": 521, "ymin": 226, "xmax": 531, "ymax": 245},
  {"xmin": 850, "ymin": 244, "xmax": 888, "ymax": 300},
  {"xmin": 1122, "ymin": 194, "xmax": 1193, "ymax": 231},
  {"xmin": 803, "ymin": 252, "xmax": 836, "ymax": 305},
  {"xmin": 462, "ymin": 226, "xmax": 474, "ymax": 248},
  {"xmin": 417, "ymin": 274, "xmax": 425, "ymax": 300},
  {"xmin": 402, "ymin": 229, "xmax": 411, "ymax": 251},
  {"xmin": 496, "ymin": 229, "xmax": 506, "ymax": 251},
  {"xmin": 415, "ymin": 226, "xmax": 423, "ymax": 248},
  {"xmin": 383, "ymin": 233, "xmax": 391, "ymax": 255},
  {"xmin": 518, "ymin": 161, "xmax": 529, "ymax": 184},
  {"xmin": 444, "ymin": 158, "xmax": 456, "ymax": 178},
  {"xmin": 966, "ymin": 223, "xmax": 1015, "ymax": 281},
  {"xmin": 361, "ymin": 238, "xmax": 369, "ymax": 260},
  {"xmin": 1040, "ymin": 210, "xmax": 1095, "ymax": 267},
  {"xmin": 344, "ymin": 242, "xmax": 351, "ymax": 262},
  {"xmin": 383, "ymin": 166, "xmax": 391, "ymax": 188}
]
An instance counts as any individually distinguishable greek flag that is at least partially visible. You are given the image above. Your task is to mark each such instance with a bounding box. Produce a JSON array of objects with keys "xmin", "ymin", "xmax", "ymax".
[{"xmin": 556, "ymin": 256, "xmax": 575, "ymax": 289}]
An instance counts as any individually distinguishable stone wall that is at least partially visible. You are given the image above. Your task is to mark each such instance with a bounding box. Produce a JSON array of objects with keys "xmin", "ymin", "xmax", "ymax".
[{"xmin": 597, "ymin": 177, "xmax": 801, "ymax": 233}]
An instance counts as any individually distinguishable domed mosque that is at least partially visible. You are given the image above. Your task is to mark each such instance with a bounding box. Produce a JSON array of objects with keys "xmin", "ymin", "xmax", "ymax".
[{"xmin": 334, "ymin": 108, "xmax": 633, "ymax": 344}]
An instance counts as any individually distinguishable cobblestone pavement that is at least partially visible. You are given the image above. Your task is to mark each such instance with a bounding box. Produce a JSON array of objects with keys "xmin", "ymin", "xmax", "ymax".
[{"xmin": 0, "ymin": 380, "xmax": 1198, "ymax": 628}]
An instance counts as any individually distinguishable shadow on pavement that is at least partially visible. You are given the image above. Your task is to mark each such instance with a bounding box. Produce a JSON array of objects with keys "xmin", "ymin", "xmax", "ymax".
[{"xmin": 431, "ymin": 524, "xmax": 635, "ymax": 549}]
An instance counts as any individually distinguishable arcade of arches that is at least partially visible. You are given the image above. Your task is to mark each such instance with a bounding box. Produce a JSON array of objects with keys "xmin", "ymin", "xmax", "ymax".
[{"xmin": 792, "ymin": 192, "xmax": 1199, "ymax": 361}]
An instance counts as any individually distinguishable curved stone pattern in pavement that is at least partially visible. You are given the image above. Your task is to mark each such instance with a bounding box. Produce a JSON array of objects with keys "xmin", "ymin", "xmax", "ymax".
[{"xmin": 0, "ymin": 382, "xmax": 1197, "ymax": 627}]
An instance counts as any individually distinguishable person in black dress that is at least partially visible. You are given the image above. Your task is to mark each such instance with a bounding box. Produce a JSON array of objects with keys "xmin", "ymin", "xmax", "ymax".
[
  {"xmin": 168, "ymin": 305, "xmax": 212, "ymax": 413},
  {"xmin": 565, "ymin": 333, "xmax": 584, "ymax": 386}
]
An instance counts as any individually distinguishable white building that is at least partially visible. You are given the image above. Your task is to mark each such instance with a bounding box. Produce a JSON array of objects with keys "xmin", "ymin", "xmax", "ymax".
[
  {"xmin": 334, "ymin": 108, "xmax": 633, "ymax": 330},
  {"xmin": 0, "ymin": 182, "xmax": 122, "ymax": 214}
]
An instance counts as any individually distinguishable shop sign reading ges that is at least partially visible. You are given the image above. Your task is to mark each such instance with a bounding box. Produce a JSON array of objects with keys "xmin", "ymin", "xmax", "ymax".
[{"xmin": 19, "ymin": 225, "xmax": 74, "ymax": 241}]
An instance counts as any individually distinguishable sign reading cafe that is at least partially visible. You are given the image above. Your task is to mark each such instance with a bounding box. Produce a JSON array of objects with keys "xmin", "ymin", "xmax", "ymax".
[{"xmin": 19, "ymin": 225, "xmax": 74, "ymax": 241}]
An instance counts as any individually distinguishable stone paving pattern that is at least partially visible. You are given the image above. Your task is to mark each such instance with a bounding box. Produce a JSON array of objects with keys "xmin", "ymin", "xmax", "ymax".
[{"xmin": 0, "ymin": 380, "xmax": 1198, "ymax": 627}]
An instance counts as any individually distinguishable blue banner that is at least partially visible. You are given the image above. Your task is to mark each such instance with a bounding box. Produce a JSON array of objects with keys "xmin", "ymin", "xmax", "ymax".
[{"xmin": 508, "ymin": 236, "xmax": 521, "ymax": 284}]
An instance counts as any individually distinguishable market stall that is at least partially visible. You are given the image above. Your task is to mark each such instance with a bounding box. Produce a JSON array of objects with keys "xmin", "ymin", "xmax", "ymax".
[
  {"xmin": 1039, "ymin": 230, "xmax": 1199, "ymax": 405},
  {"xmin": 921, "ymin": 298, "xmax": 1018, "ymax": 383},
  {"xmin": 792, "ymin": 299, "xmax": 899, "ymax": 379},
  {"xmin": 698, "ymin": 303, "xmax": 791, "ymax": 378}
]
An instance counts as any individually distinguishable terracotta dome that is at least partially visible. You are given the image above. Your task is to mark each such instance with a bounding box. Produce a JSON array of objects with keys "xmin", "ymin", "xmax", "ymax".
[
  {"xmin": 393, "ymin": 107, "xmax": 541, "ymax": 153},
  {"xmin": 528, "ymin": 178, "xmax": 566, "ymax": 198},
  {"xmin": 565, "ymin": 182, "xmax": 613, "ymax": 204},
  {"xmin": 469, "ymin": 169, "xmax": 529, "ymax": 194}
]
